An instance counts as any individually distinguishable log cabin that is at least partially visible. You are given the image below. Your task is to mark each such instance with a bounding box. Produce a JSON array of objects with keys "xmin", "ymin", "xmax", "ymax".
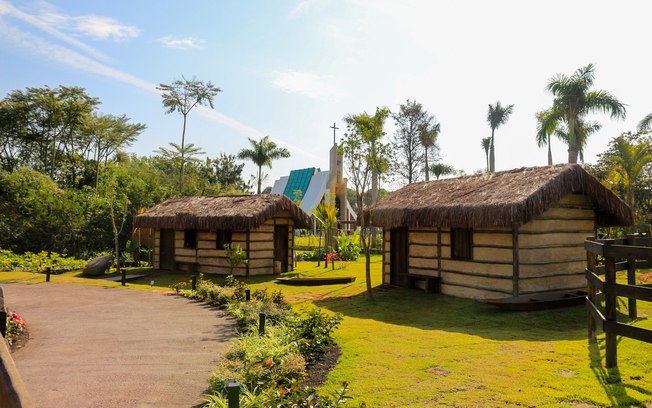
[
  {"xmin": 368, "ymin": 164, "xmax": 633, "ymax": 299},
  {"xmin": 133, "ymin": 195, "xmax": 311, "ymax": 276}
]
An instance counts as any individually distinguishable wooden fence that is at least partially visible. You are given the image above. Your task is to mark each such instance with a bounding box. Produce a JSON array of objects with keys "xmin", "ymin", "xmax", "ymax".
[{"xmin": 585, "ymin": 234, "xmax": 652, "ymax": 368}]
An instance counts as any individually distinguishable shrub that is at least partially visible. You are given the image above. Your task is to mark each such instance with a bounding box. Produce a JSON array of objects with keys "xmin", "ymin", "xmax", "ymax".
[
  {"xmin": 0, "ymin": 249, "xmax": 86, "ymax": 272},
  {"xmin": 291, "ymin": 309, "xmax": 343, "ymax": 360},
  {"xmin": 335, "ymin": 230, "xmax": 361, "ymax": 261},
  {"xmin": 227, "ymin": 300, "xmax": 293, "ymax": 329}
]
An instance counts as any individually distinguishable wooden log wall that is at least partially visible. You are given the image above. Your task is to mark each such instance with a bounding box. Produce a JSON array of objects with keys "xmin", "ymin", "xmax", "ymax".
[
  {"xmin": 153, "ymin": 229, "xmax": 160, "ymax": 269},
  {"xmin": 517, "ymin": 194, "xmax": 595, "ymax": 295},
  {"xmin": 159, "ymin": 211, "xmax": 296, "ymax": 276},
  {"xmin": 381, "ymin": 193, "xmax": 595, "ymax": 300}
]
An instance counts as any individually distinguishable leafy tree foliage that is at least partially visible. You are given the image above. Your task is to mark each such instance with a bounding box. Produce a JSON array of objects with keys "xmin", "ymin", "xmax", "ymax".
[
  {"xmin": 391, "ymin": 100, "xmax": 439, "ymax": 184},
  {"xmin": 539, "ymin": 64, "xmax": 626, "ymax": 164},
  {"xmin": 157, "ymin": 77, "xmax": 222, "ymax": 191},
  {"xmin": 238, "ymin": 136, "xmax": 290, "ymax": 194}
]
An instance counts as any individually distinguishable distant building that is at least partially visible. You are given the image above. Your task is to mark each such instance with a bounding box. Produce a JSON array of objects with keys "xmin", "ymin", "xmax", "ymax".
[{"xmin": 271, "ymin": 141, "xmax": 356, "ymax": 228}]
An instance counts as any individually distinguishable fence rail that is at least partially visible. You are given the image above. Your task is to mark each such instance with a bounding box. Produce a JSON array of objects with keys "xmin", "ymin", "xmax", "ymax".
[{"xmin": 585, "ymin": 234, "xmax": 652, "ymax": 368}]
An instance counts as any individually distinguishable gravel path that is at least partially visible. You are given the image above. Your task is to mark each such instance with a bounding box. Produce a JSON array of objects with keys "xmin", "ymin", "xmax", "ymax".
[{"xmin": 4, "ymin": 283, "xmax": 235, "ymax": 408}]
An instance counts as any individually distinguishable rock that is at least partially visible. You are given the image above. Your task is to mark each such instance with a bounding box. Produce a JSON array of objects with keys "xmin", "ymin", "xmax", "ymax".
[{"xmin": 83, "ymin": 255, "xmax": 113, "ymax": 276}]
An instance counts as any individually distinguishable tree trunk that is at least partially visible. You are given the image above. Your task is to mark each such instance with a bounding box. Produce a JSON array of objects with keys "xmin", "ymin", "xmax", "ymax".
[
  {"xmin": 489, "ymin": 129, "xmax": 496, "ymax": 172},
  {"xmin": 547, "ymin": 137, "xmax": 553, "ymax": 166},
  {"xmin": 424, "ymin": 145, "xmax": 429, "ymax": 181},
  {"xmin": 179, "ymin": 113, "xmax": 187, "ymax": 193},
  {"xmin": 567, "ymin": 144, "xmax": 579, "ymax": 164},
  {"xmin": 257, "ymin": 165, "xmax": 262, "ymax": 194}
]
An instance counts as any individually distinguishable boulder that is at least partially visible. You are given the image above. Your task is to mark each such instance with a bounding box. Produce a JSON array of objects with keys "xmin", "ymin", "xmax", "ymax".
[{"xmin": 83, "ymin": 255, "xmax": 113, "ymax": 276}]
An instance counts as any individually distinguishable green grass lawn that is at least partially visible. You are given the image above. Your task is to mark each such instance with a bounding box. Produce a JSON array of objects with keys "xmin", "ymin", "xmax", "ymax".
[{"xmin": 2, "ymin": 256, "xmax": 652, "ymax": 406}]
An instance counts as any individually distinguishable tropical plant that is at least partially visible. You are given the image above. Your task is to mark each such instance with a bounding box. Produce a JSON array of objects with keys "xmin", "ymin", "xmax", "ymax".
[
  {"xmin": 430, "ymin": 162, "xmax": 456, "ymax": 180},
  {"xmin": 539, "ymin": 64, "xmax": 626, "ymax": 163},
  {"xmin": 487, "ymin": 101, "xmax": 514, "ymax": 172},
  {"xmin": 419, "ymin": 120, "xmax": 440, "ymax": 181},
  {"xmin": 551, "ymin": 119, "xmax": 601, "ymax": 163},
  {"xmin": 312, "ymin": 200, "xmax": 338, "ymax": 267},
  {"xmin": 392, "ymin": 100, "xmax": 436, "ymax": 184},
  {"xmin": 481, "ymin": 137, "xmax": 491, "ymax": 171},
  {"xmin": 535, "ymin": 111, "xmax": 556, "ymax": 166},
  {"xmin": 238, "ymin": 136, "xmax": 290, "ymax": 194},
  {"xmin": 157, "ymin": 77, "xmax": 222, "ymax": 191},
  {"xmin": 638, "ymin": 113, "xmax": 652, "ymax": 133},
  {"xmin": 224, "ymin": 244, "xmax": 248, "ymax": 275},
  {"xmin": 335, "ymin": 230, "xmax": 361, "ymax": 261},
  {"xmin": 341, "ymin": 107, "xmax": 392, "ymax": 300},
  {"xmin": 606, "ymin": 135, "xmax": 652, "ymax": 212}
]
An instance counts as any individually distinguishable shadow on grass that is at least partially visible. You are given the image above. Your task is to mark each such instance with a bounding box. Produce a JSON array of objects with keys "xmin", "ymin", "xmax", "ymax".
[
  {"xmin": 588, "ymin": 339, "xmax": 652, "ymax": 406},
  {"xmin": 314, "ymin": 287, "xmax": 588, "ymax": 341}
]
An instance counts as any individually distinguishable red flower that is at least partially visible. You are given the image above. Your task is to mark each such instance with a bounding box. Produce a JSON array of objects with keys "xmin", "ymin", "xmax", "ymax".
[
  {"xmin": 264, "ymin": 358, "xmax": 274, "ymax": 367},
  {"xmin": 279, "ymin": 388, "xmax": 287, "ymax": 395},
  {"xmin": 240, "ymin": 281, "xmax": 245, "ymax": 285},
  {"xmin": 181, "ymin": 282, "xmax": 187, "ymax": 286}
]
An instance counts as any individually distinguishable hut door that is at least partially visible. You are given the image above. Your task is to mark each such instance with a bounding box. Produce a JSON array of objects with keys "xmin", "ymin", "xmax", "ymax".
[
  {"xmin": 159, "ymin": 229, "xmax": 175, "ymax": 270},
  {"xmin": 274, "ymin": 225, "xmax": 289, "ymax": 273},
  {"xmin": 390, "ymin": 228, "xmax": 409, "ymax": 287}
]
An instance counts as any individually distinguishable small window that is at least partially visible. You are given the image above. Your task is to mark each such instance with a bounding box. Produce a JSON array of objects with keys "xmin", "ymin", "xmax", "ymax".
[
  {"xmin": 451, "ymin": 228, "xmax": 473, "ymax": 260},
  {"xmin": 216, "ymin": 230, "xmax": 233, "ymax": 249},
  {"xmin": 184, "ymin": 229, "xmax": 197, "ymax": 248}
]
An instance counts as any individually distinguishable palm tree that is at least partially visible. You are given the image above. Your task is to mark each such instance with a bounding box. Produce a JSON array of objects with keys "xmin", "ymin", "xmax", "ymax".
[
  {"xmin": 481, "ymin": 137, "xmax": 491, "ymax": 172},
  {"xmin": 487, "ymin": 101, "xmax": 514, "ymax": 172},
  {"xmin": 419, "ymin": 121, "xmax": 440, "ymax": 181},
  {"xmin": 238, "ymin": 136, "xmax": 290, "ymax": 194},
  {"xmin": 541, "ymin": 64, "xmax": 626, "ymax": 163},
  {"xmin": 430, "ymin": 163, "xmax": 456, "ymax": 180},
  {"xmin": 638, "ymin": 113, "xmax": 652, "ymax": 133},
  {"xmin": 552, "ymin": 119, "xmax": 601, "ymax": 163},
  {"xmin": 536, "ymin": 110, "xmax": 556, "ymax": 166},
  {"xmin": 608, "ymin": 136, "xmax": 652, "ymax": 211}
]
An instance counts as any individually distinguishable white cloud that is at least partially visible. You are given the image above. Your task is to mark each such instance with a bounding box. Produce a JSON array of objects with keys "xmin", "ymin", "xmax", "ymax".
[
  {"xmin": 271, "ymin": 70, "xmax": 347, "ymax": 99},
  {"xmin": 157, "ymin": 36, "xmax": 204, "ymax": 50},
  {"xmin": 72, "ymin": 15, "xmax": 139, "ymax": 41}
]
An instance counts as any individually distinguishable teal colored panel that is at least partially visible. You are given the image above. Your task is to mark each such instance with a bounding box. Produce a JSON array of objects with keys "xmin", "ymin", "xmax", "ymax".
[{"xmin": 283, "ymin": 168, "xmax": 315, "ymax": 199}]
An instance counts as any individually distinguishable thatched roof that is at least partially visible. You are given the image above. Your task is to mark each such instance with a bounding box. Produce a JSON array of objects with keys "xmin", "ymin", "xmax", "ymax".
[
  {"xmin": 133, "ymin": 194, "xmax": 312, "ymax": 230},
  {"xmin": 367, "ymin": 164, "xmax": 633, "ymax": 229}
]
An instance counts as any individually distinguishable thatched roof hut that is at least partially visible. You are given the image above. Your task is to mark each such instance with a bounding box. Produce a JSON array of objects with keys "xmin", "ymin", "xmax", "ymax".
[
  {"xmin": 368, "ymin": 164, "xmax": 633, "ymax": 229},
  {"xmin": 134, "ymin": 194, "xmax": 312, "ymax": 231}
]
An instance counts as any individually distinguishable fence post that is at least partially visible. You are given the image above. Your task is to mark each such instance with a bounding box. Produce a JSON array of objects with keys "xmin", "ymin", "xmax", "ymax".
[
  {"xmin": 258, "ymin": 313, "xmax": 266, "ymax": 336},
  {"xmin": 45, "ymin": 267, "xmax": 51, "ymax": 283},
  {"xmin": 626, "ymin": 234, "xmax": 638, "ymax": 319},
  {"xmin": 226, "ymin": 380, "xmax": 240, "ymax": 408},
  {"xmin": 604, "ymin": 245, "xmax": 617, "ymax": 368},
  {"xmin": 191, "ymin": 275, "xmax": 197, "ymax": 291},
  {"xmin": 245, "ymin": 288, "xmax": 251, "ymax": 302},
  {"xmin": 586, "ymin": 237, "xmax": 597, "ymax": 342},
  {"xmin": 121, "ymin": 269, "xmax": 126, "ymax": 286},
  {"xmin": 0, "ymin": 287, "xmax": 6, "ymax": 338}
]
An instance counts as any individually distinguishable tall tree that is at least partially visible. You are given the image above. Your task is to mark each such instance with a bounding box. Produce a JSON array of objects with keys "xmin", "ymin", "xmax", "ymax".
[
  {"xmin": 419, "ymin": 120, "xmax": 440, "ymax": 181},
  {"xmin": 638, "ymin": 113, "xmax": 652, "ymax": 133},
  {"xmin": 157, "ymin": 77, "xmax": 221, "ymax": 192},
  {"xmin": 487, "ymin": 101, "xmax": 514, "ymax": 172},
  {"xmin": 540, "ymin": 64, "xmax": 626, "ymax": 163},
  {"xmin": 237, "ymin": 136, "xmax": 290, "ymax": 194},
  {"xmin": 342, "ymin": 107, "xmax": 392, "ymax": 300},
  {"xmin": 481, "ymin": 137, "xmax": 491, "ymax": 172},
  {"xmin": 552, "ymin": 119, "xmax": 601, "ymax": 163},
  {"xmin": 535, "ymin": 110, "xmax": 556, "ymax": 166},
  {"xmin": 392, "ymin": 100, "xmax": 434, "ymax": 184}
]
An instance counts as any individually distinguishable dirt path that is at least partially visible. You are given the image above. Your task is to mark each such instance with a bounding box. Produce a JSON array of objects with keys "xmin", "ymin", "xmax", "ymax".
[{"xmin": 3, "ymin": 283, "xmax": 235, "ymax": 408}]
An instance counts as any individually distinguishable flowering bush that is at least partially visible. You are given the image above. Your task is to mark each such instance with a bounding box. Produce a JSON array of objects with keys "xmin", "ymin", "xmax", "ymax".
[
  {"xmin": 640, "ymin": 272, "xmax": 652, "ymax": 284},
  {"xmin": 6, "ymin": 312, "xmax": 26, "ymax": 346},
  {"xmin": 170, "ymin": 281, "xmax": 188, "ymax": 294},
  {"xmin": 0, "ymin": 249, "xmax": 86, "ymax": 272}
]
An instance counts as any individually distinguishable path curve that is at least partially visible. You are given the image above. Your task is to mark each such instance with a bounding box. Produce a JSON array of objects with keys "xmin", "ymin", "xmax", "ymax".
[{"xmin": 4, "ymin": 283, "xmax": 235, "ymax": 408}]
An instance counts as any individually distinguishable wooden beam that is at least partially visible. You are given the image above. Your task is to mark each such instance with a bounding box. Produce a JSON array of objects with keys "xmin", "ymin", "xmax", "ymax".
[
  {"xmin": 604, "ymin": 254, "xmax": 617, "ymax": 368},
  {"xmin": 512, "ymin": 224, "xmax": 519, "ymax": 297},
  {"xmin": 437, "ymin": 228, "xmax": 442, "ymax": 278},
  {"xmin": 584, "ymin": 239, "xmax": 604, "ymax": 256}
]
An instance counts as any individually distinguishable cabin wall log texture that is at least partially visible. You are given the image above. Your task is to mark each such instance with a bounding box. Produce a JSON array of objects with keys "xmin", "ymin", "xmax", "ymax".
[
  {"xmin": 152, "ymin": 212, "xmax": 296, "ymax": 276},
  {"xmin": 382, "ymin": 194, "xmax": 596, "ymax": 299}
]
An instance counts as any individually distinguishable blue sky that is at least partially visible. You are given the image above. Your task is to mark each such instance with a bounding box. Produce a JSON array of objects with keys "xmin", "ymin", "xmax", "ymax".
[{"xmin": 1, "ymin": 0, "xmax": 651, "ymax": 190}]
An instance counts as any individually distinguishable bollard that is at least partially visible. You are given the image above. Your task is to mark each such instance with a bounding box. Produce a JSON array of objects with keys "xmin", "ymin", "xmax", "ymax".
[
  {"xmin": 245, "ymin": 288, "xmax": 251, "ymax": 302},
  {"xmin": 191, "ymin": 275, "xmax": 197, "ymax": 291},
  {"xmin": 45, "ymin": 267, "xmax": 51, "ymax": 282},
  {"xmin": 226, "ymin": 380, "xmax": 240, "ymax": 408},
  {"xmin": 121, "ymin": 269, "xmax": 126, "ymax": 286},
  {"xmin": 258, "ymin": 312, "xmax": 266, "ymax": 336}
]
